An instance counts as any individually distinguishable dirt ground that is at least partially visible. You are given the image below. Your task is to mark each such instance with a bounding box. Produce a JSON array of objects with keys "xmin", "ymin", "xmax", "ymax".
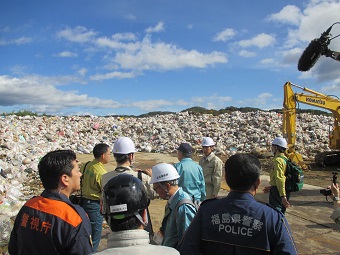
[{"xmin": 76, "ymin": 152, "xmax": 339, "ymax": 253}]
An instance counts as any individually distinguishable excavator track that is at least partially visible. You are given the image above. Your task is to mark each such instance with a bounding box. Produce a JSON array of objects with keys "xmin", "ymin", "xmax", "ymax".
[{"xmin": 315, "ymin": 151, "xmax": 340, "ymax": 166}]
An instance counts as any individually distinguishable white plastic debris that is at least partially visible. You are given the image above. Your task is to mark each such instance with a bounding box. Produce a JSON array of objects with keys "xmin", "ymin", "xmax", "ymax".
[{"xmin": 0, "ymin": 111, "xmax": 334, "ymax": 243}]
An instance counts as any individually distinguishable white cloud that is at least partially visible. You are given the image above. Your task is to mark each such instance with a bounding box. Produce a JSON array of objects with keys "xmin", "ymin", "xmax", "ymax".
[
  {"xmin": 238, "ymin": 33, "xmax": 276, "ymax": 48},
  {"xmin": 275, "ymin": 1, "xmax": 340, "ymax": 82},
  {"xmin": 0, "ymin": 36, "xmax": 32, "ymax": 46},
  {"xmin": 213, "ymin": 28, "xmax": 236, "ymax": 42},
  {"xmin": 57, "ymin": 51, "xmax": 78, "ymax": 58},
  {"xmin": 125, "ymin": 14, "xmax": 136, "ymax": 20},
  {"xmin": 9, "ymin": 65, "xmax": 31, "ymax": 75},
  {"xmin": 239, "ymin": 93, "xmax": 273, "ymax": 107},
  {"xmin": 145, "ymin": 22, "xmax": 164, "ymax": 34},
  {"xmin": 191, "ymin": 95, "xmax": 232, "ymax": 109},
  {"xmin": 95, "ymin": 36, "xmax": 140, "ymax": 51},
  {"xmin": 320, "ymin": 82, "xmax": 340, "ymax": 93},
  {"xmin": 281, "ymin": 47, "xmax": 301, "ymax": 65},
  {"xmin": 114, "ymin": 36, "xmax": 228, "ymax": 71},
  {"xmin": 295, "ymin": 1, "xmax": 340, "ymax": 42},
  {"xmin": 90, "ymin": 71, "xmax": 136, "ymax": 81},
  {"xmin": 267, "ymin": 5, "xmax": 302, "ymax": 26},
  {"xmin": 56, "ymin": 26, "xmax": 97, "ymax": 43},
  {"xmin": 15, "ymin": 37, "xmax": 33, "ymax": 45},
  {"xmin": 259, "ymin": 58, "xmax": 275, "ymax": 65},
  {"xmin": 239, "ymin": 50, "xmax": 256, "ymax": 58},
  {"xmin": 130, "ymin": 99, "xmax": 188, "ymax": 111},
  {"xmin": 77, "ymin": 68, "xmax": 87, "ymax": 77},
  {"xmin": 0, "ymin": 75, "xmax": 120, "ymax": 111},
  {"xmin": 55, "ymin": 26, "xmax": 228, "ymax": 75},
  {"xmin": 127, "ymin": 95, "xmax": 233, "ymax": 112},
  {"xmin": 0, "ymin": 26, "xmax": 10, "ymax": 32},
  {"xmin": 131, "ymin": 99, "xmax": 170, "ymax": 110},
  {"xmin": 111, "ymin": 32, "xmax": 137, "ymax": 41}
]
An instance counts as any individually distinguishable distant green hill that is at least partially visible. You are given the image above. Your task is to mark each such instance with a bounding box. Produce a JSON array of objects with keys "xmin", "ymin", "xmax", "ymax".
[
  {"xmin": 1, "ymin": 106, "xmax": 330, "ymax": 118},
  {"xmin": 138, "ymin": 106, "xmax": 330, "ymax": 117}
]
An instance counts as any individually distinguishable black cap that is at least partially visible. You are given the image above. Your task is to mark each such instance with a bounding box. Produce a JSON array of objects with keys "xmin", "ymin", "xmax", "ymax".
[{"xmin": 177, "ymin": 143, "xmax": 192, "ymax": 154}]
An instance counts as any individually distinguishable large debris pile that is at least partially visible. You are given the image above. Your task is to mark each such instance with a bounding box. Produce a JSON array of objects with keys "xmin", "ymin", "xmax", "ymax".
[{"xmin": 0, "ymin": 111, "xmax": 333, "ymax": 245}]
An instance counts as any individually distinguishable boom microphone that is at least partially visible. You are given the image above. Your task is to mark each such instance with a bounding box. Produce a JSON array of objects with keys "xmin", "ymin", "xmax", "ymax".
[{"xmin": 297, "ymin": 26, "xmax": 332, "ymax": 72}]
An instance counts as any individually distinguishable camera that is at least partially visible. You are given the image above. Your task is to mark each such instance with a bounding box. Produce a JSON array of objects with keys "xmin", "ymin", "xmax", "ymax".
[
  {"xmin": 320, "ymin": 171, "xmax": 338, "ymax": 197},
  {"xmin": 320, "ymin": 188, "xmax": 332, "ymax": 196}
]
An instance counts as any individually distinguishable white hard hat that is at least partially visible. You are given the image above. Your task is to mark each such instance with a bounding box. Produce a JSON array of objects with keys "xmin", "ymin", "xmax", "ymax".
[
  {"xmin": 201, "ymin": 137, "xmax": 215, "ymax": 147},
  {"xmin": 149, "ymin": 163, "xmax": 180, "ymax": 184},
  {"xmin": 113, "ymin": 137, "xmax": 136, "ymax": 154},
  {"xmin": 271, "ymin": 137, "xmax": 287, "ymax": 149}
]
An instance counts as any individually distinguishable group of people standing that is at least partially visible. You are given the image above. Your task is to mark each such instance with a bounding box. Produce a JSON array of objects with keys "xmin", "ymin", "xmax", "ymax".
[
  {"xmin": 7, "ymin": 135, "xmax": 223, "ymax": 254},
  {"xmin": 8, "ymin": 135, "xmax": 339, "ymax": 254}
]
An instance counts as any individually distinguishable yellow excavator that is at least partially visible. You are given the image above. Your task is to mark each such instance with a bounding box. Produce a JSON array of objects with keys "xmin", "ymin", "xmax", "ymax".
[{"xmin": 282, "ymin": 81, "xmax": 340, "ymax": 168}]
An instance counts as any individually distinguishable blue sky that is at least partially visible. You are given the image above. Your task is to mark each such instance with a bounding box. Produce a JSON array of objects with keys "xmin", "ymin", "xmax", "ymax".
[{"xmin": 1, "ymin": 0, "xmax": 340, "ymax": 116}]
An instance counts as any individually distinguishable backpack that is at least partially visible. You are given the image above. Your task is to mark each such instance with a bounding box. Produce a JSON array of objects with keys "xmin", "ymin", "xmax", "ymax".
[
  {"xmin": 69, "ymin": 161, "xmax": 90, "ymax": 205},
  {"xmin": 137, "ymin": 170, "xmax": 155, "ymax": 240},
  {"xmin": 174, "ymin": 197, "xmax": 201, "ymax": 218},
  {"xmin": 279, "ymin": 156, "xmax": 304, "ymax": 192}
]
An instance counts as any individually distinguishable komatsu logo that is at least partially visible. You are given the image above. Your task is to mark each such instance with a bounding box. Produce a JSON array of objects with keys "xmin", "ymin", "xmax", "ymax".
[{"xmin": 305, "ymin": 97, "xmax": 325, "ymax": 105}]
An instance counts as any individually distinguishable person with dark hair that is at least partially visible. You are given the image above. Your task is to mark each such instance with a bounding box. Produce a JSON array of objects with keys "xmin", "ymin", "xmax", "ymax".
[
  {"xmin": 95, "ymin": 174, "xmax": 179, "ymax": 255},
  {"xmin": 174, "ymin": 143, "xmax": 206, "ymax": 202},
  {"xmin": 81, "ymin": 143, "xmax": 111, "ymax": 251},
  {"xmin": 263, "ymin": 136, "xmax": 291, "ymax": 214},
  {"xmin": 179, "ymin": 153, "xmax": 298, "ymax": 255},
  {"xmin": 8, "ymin": 150, "xmax": 93, "ymax": 255}
]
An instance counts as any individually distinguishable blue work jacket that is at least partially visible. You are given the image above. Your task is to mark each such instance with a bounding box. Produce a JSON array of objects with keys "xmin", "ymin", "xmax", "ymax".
[
  {"xmin": 174, "ymin": 158, "xmax": 206, "ymax": 201},
  {"xmin": 162, "ymin": 188, "xmax": 197, "ymax": 249}
]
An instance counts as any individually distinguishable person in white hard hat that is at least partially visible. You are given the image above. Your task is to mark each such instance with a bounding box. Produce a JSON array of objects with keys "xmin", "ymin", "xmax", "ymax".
[
  {"xmin": 102, "ymin": 137, "xmax": 156, "ymax": 242},
  {"xmin": 199, "ymin": 137, "xmax": 223, "ymax": 199},
  {"xmin": 263, "ymin": 136, "xmax": 290, "ymax": 214},
  {"xmin": 102, "ymin": 137, "xmax": 154, "ymax": 197},
  {"xmin": 150, "ymin": 163, "xmax": 197, "ymax": 250}
]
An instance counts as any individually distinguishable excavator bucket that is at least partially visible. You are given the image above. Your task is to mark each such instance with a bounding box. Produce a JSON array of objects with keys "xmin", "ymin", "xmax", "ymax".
[{"xmin": 287, "ymin": 150, "xmax": 309, "ymax": 171}]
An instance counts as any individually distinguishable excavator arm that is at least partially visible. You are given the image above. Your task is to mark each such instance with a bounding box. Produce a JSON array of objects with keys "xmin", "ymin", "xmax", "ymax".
[
  {"xmin": 283, "ymin": 82, "xmax": 340, "ymax": 167},
  {"xmin": 283, "ymin": 82, "xmax": 307, "ymax": 169}
]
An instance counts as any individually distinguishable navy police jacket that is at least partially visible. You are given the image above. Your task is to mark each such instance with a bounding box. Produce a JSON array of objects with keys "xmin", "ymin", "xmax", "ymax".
[
  {"xmin": 179, "ymin": 192, "xmax": 298, "ymax": 255},
  {"xmin": 8, "ymin": 190, "xmax": 93, "ymax": 255}
]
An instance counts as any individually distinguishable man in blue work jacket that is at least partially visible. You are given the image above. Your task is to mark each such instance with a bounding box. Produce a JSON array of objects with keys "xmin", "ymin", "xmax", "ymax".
[
  {"xmin": 174, "ymin": 143, "xmax": 206, "ymax": 202},
  {"xmin": 150, "ymin": 163, "xmax": 197, "ymax": 250},
  {"xmin": 179, "ymin": 153, "xmax": 298, "ymax": 255}
]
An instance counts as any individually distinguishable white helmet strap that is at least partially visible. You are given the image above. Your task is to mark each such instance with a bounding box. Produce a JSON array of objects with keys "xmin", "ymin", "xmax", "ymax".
[
  {"xmin": 159, "ymin": 182, "xmax": 170, "ymax": 199},
  {"xmin": 128, "ymin": 153, "xmax": 134, "ymax": 164},
  {"xmin": 134, "ymin": 210, "xmax": 148, "ymax": 227}
]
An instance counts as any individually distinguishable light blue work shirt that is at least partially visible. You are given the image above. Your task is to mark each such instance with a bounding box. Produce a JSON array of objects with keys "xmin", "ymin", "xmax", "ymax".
[
  {"xmin": 162, "ymin": 188, "xmax": 197, "ymax": 249},
  {"xmin": 174, "ymin": 158, "xmax": 206, "ymax": 201}
]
